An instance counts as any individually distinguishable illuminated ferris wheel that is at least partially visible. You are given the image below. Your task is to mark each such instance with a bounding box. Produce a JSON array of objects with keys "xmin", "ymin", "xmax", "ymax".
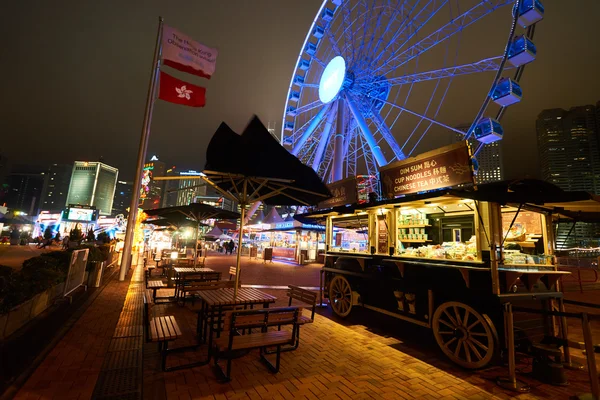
[{"xmin": 281, "ymin": 0, "xmax": 543, "ymax": 186}]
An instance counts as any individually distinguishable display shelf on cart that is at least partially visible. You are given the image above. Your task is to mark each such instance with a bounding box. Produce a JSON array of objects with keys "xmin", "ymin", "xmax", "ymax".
[{"xmin": 397, "ymin": 224, "xmax": 431, "ymax": 228}]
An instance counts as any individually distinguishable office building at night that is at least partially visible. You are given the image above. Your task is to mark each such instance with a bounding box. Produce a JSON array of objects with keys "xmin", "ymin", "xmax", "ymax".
[{"xmin": 66, "ymin": 161, "xmax": 118, "ymax": 215}]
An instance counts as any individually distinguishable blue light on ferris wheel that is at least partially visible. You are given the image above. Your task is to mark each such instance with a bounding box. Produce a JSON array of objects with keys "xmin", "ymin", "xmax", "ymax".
[{"xmin": 318, "ymin": 56, "xmax": 346, "ymax": 104}]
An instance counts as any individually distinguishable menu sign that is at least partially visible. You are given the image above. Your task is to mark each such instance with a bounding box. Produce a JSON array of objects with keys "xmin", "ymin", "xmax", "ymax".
[
  {"xmin": 318, "ymin": 177, "xmax": 358, "ymax": 209},
  {"xmin": 379, "ymin": 142, "xmax": 473, "ymax": 198},
  {"xmin": 377, "ymin": 215, "xmax": 388, "ymax": 254}
]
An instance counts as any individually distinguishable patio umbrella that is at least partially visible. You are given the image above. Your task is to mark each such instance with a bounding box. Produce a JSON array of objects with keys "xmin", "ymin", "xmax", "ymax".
[
  {"xmin": 201, "ymin": 115, "xmax": 331, "ymax": 296},
  {"xmin": 144, "ymin": 203, "xmax": 239, "ymax": 266}
]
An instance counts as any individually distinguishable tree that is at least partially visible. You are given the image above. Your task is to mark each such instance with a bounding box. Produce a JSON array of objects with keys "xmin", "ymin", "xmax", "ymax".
[
  {"xmin": 69, "ymin": 225, "xmax": 83, "ymax": 242},
  {"xmin": 44, "ymin": 226, "xmax": 53, "ymax": 240},
  {"xmin": 87, "ymin": 227, "xmax": 96, "ymax": 242}
]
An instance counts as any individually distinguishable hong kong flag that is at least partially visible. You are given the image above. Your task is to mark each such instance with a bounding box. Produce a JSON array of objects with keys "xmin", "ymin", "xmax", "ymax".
[{"xmin": 158, "ymin": 71, "xmax": 206, "ymax": 107}]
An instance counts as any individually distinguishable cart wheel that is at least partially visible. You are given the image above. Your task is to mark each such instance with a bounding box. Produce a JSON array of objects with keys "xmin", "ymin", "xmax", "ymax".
[
  {"xmin": 432, "ymin": 301, "xmax": 497, "ymax": 369},
  {"xmin": 329, "ymin": 275, "xmax": 353, "ymax": 318}
]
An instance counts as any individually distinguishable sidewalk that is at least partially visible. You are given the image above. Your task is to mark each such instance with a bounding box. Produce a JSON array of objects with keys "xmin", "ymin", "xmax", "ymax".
[{"xmin": 12, "ymin": 267, "xmax": 133, "ymax": 399}]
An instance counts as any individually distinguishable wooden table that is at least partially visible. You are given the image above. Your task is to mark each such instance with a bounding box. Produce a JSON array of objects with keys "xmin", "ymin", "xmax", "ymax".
[
  {"xmin": 168, "ymin": 288, "xmax": 277, "ymax": 371},
  {"xmin": 197, "ymin": 288, "xmax": 277, "ymax": 343}
]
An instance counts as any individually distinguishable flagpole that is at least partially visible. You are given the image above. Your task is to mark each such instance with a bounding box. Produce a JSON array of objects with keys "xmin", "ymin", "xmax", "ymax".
[{"xmin": 119, "ymin": 16, "xmax": 164, "ymax": 281}]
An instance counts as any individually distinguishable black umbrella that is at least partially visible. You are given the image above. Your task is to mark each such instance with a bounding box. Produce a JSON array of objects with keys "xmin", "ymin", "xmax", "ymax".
[
  {"xmin": 144, "ymin": 203, "xmax": 239, "ymax": 266},
  {"xmin": 201, "ymin": 115, "xmax": 331, "ymax": 296}
]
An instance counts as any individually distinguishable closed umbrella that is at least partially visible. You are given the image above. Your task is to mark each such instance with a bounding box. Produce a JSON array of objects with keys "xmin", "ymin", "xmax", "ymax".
[{"xmin": 201, "ymin": 115, "xmax": 331, "ymax": 297}]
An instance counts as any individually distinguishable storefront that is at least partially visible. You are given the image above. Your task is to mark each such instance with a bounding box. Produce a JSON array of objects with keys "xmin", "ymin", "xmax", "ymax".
[
  {"xmin": 301, "ymin": 143, "xmax": 600, "ymax": 370},
  {"xmin": 262, "ymin": 221, "xmax": 325, "ymax": 263}
]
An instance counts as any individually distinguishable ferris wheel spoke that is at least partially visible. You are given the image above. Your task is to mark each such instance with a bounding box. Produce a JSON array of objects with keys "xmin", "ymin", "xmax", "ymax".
[
  {"xmin": 370, "ymin": 111, "xmax": 406, "ymax": 162},
  {"xmin": 291, "ymin": 104, "xmax": 331, "ymax": 156},
  {"xmin": 379, "ymin": 97, "xmax": 466, "ymax": 137},
  {"xmin": 362, "ymin": 56, "xmax": 509, "ymax": 87},
  {"xmin": 345, "ymin": 94, "xmax": 387, "ymax": 167},
  {"xmin": 375, "ymin": 0, "xmax": 513, "ymax": 77},
  {"xmin": 361, "ymin": 0, "xmax": 406, "ymax": 68},
  {"xmin": 367, "ymin": 0, "xmax": 448, "ymax": 74},
  {"xmin": 354, "ymin": 0, "xmax": 376, "ymax": 64},
  {"xmin": 311, "ymin": 106, "xmax": 338, "ymax": 171},
  {"xmin": 293, "ymin": 100, "xmax": 324, "ymax": 116},
  {"xmin": 340, "ymin": 0, "xmax": 357, "ymax": 65}
]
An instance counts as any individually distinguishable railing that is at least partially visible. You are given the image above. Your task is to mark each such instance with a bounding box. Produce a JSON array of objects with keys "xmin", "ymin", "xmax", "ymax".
[
  {"xmin": 557, "ymin": 257, "xmax": 600, "ymax": 293},
  {"xmin": 497, "ymin": 299, "xmax": 600, "ymax": 399}
]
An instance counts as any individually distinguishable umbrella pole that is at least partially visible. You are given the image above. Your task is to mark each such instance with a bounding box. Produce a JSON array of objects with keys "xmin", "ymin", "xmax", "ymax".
[
  {"xmin": 234, "ymin": 205, "xmax": 246, "ymax": 298},
  {"xmin": 193, "ymin": 223, "xmax": 199, "ymax": 268}
]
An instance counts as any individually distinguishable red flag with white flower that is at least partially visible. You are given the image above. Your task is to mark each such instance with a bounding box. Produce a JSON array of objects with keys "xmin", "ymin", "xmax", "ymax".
[{"xmin": 158, "ymin": 71, "xmax": 206, "ymax": 107}]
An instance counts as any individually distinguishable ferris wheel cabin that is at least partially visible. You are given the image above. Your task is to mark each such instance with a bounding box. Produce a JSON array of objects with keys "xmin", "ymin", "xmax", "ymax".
[
  {"xmin": 474, "ymin": 118, "xmax": 504, "ymax": 145},
  {"xmin": 508, "ymin": 35, "xmax": 537, "ymax": 67},
  {"xmin": 492, "ymin": 78, "xmax": 523, "ymax": 107},
  {"xmin": 514, "ymin": 0, "xmax": 545, "ymax": 28}
]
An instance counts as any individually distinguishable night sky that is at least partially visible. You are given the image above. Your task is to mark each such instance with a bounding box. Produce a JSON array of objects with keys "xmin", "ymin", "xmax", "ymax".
[{"xmin": 1, "ymin": 0, "xmax": 599, "ymax": 181}]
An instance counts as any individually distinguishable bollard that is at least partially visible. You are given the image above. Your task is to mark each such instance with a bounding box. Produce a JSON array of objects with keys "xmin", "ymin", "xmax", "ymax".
[
  {"xmin": 316, "ymin": 269, "xmax": 328, "ymax": 308},
  {"xmin": 497, "ymin": 303, "xmax": 531, "ymax": 392}
]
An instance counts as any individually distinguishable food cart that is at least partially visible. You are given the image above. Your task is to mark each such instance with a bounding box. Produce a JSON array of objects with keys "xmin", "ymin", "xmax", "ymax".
[{"xmin": 302, "ymin": 143, "xmax": 600, "ymax": 369}]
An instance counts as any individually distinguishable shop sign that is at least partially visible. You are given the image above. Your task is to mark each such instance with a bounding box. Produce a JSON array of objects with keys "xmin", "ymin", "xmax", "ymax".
[
  {"xmin": 377, "ymin": 215, "xmax": 388, "ymax": 254},
  {"xmin": 379, "ymin": 142, "xmax": 473, "ymax": 198},
  {"xmin": 318, "ymin": 177, "xmax": 359, "ymax": 209}
]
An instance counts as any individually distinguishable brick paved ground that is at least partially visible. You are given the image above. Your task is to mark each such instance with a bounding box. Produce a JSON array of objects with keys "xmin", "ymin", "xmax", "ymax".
[
  {"xmin": 10, "ymin": 253, "xmax": 600, "ymax": 400},
  {"xmin": 12, "ymin": 269, "xmax": 133, "ymax": 400},
  {"xmin": 143, "ymin": 253, "xmax": 600, "ymax": 400}
]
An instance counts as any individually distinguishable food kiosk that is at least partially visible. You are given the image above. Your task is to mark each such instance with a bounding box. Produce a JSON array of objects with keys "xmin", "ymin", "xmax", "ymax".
[{"xmin": 301, "ymin": 143, "xmax": 600, "ymax": 369}]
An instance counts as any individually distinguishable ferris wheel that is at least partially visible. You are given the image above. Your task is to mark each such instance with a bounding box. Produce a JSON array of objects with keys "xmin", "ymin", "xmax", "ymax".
[{"xmin": 281, "ymin": 0, "xmax": 543, "ymax": 187}]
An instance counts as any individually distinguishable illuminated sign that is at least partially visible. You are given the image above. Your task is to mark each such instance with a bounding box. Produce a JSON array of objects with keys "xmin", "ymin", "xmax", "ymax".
[
  {"xmin": 180, "ymin": 170, "xmax": 203, "ymax": 176},
  {"xmin": 66, "ymin": 207, "xmax": 97, "ymax": 222},
  {"xmin": 319, "ymin": 56, "xmax": 346, "ymax": 103},
  {"xmin": 150, "ymin": 155, "xmax": 159, "ymax": 161},
  {"xmin": 318, "ymin": 177, "xmax": 358, "ymax": 209},
  {"xmin": 379, "ymin": 142, "xmax": 474, "ymax": 197},
  {"xmin": 274, "ymin": 221, "xmax": 323, "ymax": 230}
]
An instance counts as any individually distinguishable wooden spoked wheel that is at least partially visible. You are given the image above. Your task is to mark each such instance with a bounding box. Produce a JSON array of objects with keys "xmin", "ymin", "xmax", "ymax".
[
  {"xmin": 432, "ymin": 301, "xmax": 496, "ymax": 369},
  {"xmin": 329, "ymin": 275, "xmax": 353, "ymax": 318}
]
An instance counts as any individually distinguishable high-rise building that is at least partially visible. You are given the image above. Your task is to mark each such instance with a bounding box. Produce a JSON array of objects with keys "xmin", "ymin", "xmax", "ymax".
[
  {"xmin": 0, "ymin": 152, "xmax": 11, "ymax": 207},
  {"xmin": 536, "ymin": 105, "xmax": 600, "ymax": 194},
  {"xmin": 39, "ymin": 164, "xmax": 72, "ymax": 212},
  {"xmin": 112, "ymin": 180, "xmax": 133, "ymax": 216},
  {"xmin": 140, "ymin": 155, "xmax": 166, "ymax": 210},
  {"xmin": 4, "ymin": 166, "xmax": 47, "ymax": 215},
  {"xmin": 453, "ymin": 125, "xmax": 504, "ymax": 184},
  {"xmin": 536, "ymin": 104, "xmax": 600, "ymax": 248},
  {"xmin": 161, "ymin": 166, "xmax": 180, "ymax": 208},
  {"xmin": 66, "ymin": 161, "xmax": 118, "ymax": 215},
  {"xmin": 176, "ymin": 170, "xmax": 204, "ymax": 206}
]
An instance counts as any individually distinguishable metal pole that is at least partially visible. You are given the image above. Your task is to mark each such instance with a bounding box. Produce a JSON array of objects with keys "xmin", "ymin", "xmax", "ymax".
[
  {"xmin": 120, "ymin": 16, "xmax": 164, "ymax": 281},
  {"xmin": 316, "ymin": 268, "xmax": 328, "ymax": 308},
  {"xmin": 193, "ymin": 222, "xmax": 199, "ymax": 268},
  {"xmin": 582, "ymin": 313, "xmax": 600, "ymax": 399},
  {"xmin": 497, "ymin": 303, "xmax": 530, "ymax": 392},
  {"xmin": 559, "ymin": 298, "xmax": 584, "ymax": 370},
  {"xmin": 234, "ymin": 180, "xmax": 248, "ymax": 299},
  {"xmin": 234, "ymin": 204, "xmax": 246, "ymax": 299}
]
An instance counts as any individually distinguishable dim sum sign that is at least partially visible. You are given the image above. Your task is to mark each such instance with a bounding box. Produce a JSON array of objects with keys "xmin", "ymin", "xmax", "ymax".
[{"xmin": 379, "ymin": 142, "xmax": 474, "ymax": 198}]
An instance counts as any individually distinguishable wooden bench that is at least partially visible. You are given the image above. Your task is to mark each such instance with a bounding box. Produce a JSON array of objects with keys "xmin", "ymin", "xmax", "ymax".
[
  {"xmin": 265, "ymin": 285, "xmax": 317, "ymax": 354},
  {"xmin": 212, "ymin": 307, "xmax": 302, "ymax": 382},
  {"xmin": 228, "ymin": 266, "xmax": 239, "ymax": 281},
  {"xmin": 177, "ymin": 271, "xmax": 222, "ymax": 304},
  {"xmin": 143, "ymin": 290, "xmax": 182, "ymax": 371}
]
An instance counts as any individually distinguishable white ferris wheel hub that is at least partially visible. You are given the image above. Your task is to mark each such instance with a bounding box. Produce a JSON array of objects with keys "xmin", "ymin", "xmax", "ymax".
[{"xmin": 318, "ymin": 56, "xmax": 346, "ymax": 104}]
